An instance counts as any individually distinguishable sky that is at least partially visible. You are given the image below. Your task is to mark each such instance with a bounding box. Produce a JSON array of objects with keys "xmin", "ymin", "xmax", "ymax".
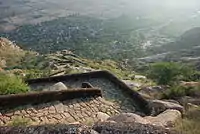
[{"xmin": 143, "ymin": 0, "xmax": 200, "ymax": 9}]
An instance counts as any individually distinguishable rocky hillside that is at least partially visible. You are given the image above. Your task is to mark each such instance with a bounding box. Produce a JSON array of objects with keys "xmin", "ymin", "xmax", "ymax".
[
  {"xmin": 140, "ymin": 27, "xmax": 200, "ymax": 69},
  {"xmin": 0, "ymin": 37, "xmax": 25, "ymax": 68},
  {"xmin": 0, "ymin": 37, "xmax": 138, "ymax": 81},
  {"xmin": 1, "ymin": 0, "xmax": 199, "ymax": 31},
  {"xmin": 1, "ymin": 37, "xmax": 200, "ymax": 134},
  {"xmin": 155, "ymin": 27, "xmax": 200, "ymax": 53}
]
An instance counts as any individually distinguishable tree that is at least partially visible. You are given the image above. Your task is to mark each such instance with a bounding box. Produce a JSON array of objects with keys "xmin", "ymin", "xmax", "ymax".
[{"xmin": 148, "ymin": 62, "xmax": 182, "ymax": 85}]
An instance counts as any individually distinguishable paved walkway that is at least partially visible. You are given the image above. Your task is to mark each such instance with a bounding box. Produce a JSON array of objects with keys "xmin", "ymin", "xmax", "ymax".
[
  {"xmin": 0, "ymin": 97, "xmax": 135, "ymax": 126},
  {"xmin": 31, "ymin": 78, "xmax": 140, "ymax": 112}
]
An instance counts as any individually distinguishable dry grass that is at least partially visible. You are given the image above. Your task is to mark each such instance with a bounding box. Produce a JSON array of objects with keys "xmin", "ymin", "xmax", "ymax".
[
  {"xmin": 0, "ymin": 38, "xmax": 25, "ymax": 67},
  {"xmin": 175, "ymin": 107, "xmax": 200, "ymax": 134}
]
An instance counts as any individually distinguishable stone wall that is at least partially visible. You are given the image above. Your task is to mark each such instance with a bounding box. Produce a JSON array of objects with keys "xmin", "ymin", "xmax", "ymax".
[
  {"xmin": 27, "ymin": 71, "xmax": 150, "ymax": 115},
  {"xmin": 0, "ymin": 97, "xmax": 135, "ymax": 126},
  {"xmin": 0, "ymin": 71, "xmax": 151, "ymax": 126}
]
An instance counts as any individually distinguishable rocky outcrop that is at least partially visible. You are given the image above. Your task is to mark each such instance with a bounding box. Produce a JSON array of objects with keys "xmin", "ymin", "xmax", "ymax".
[
  {"xmin": 122, "ymin": 80, "xmax": 141, "ymax": 88},
  {"xmin": 107, "ymin": 113, "xmax": 150, "ymax": 124},
  {"xmin": 179, "ymin": 96, "xmax": 200, "ymax": 107},
  {"xmin": 92, "ymin": 121, "xmax": 179, "ymax": 134},
  {"xmin": 145, "ymin": 109, "xmax": 181, "ymax": 127},
  {"xmin": 133, "ymin": 75, "xmax": 147, "ymax": 80},
  {"xmin": 103, "ymin": 109, "xmax": 182, "ymax": 128},
  {"xmin": 96, "ymin": 112, "xmax": 110, "ymax": 122},
  {"xmin": 0, "ymin": 37, "xmax": 25, "ymax": 68},
  {"xmin": 0, "ymin": 109, "xmax": 181, "ymax": 133},
  {"xmin": 0, "ymin": 37, "xmax": 21, "ymax": 50},
  {"xmin": 180, "ymin": 81, "xmax": 200, "ymax": 88},
  {"xmin": 149, "ymin": 100, "xmax": 184, "ymax": 115},
  {"xmin": 0, "ymin": 59, "xmax": 6, "ymax": 68},
  {"xmin": 139, "ymin": 86, "xmax": 167, "ymax": 99}
]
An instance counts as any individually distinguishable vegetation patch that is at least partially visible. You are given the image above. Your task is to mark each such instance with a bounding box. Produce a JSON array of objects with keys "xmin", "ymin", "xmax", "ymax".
[
  {"xmin": 0, "ymin": 73, "xmax": 30, "ymax": 95},
  {"xmin": 86, "ymin": 59, "xmax": 132, "ymax": 80},
  {"xmin": 24, "ymin": 69, "xmax": 50, "ymax": 79},
  {"xmin": 163, "ymin": 85, "xmax": 200, "ymax": 99},
  {"xmin": 147, "ymin": 62, "xmax": 199, "ymax": 85},
  {"xmin": 175, "ymin": 107, "xmax": 200, "ymax": 134},
  {"xmin": 8, "ymin": 117, "xmax": 31, "ymax": 127}
]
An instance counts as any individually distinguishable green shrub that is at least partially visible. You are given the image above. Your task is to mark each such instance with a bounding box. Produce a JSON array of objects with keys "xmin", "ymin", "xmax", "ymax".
[
  {"xmin": 148, "ymin": 62, "xmax": 195, "ymax": 85},
  {"xmin": 163, "ymin": 85, "xmax": 200, "ymax": 99},
  {"xmin": 0, "ymin": 73, "xmax": 30, "ymax": 95}
]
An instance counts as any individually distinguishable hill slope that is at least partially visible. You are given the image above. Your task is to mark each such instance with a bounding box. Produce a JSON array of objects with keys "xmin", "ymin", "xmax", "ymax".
[
  {"xmin": 140, "ymin": 27, "xmax": 200, "ymax": 69},
  {"xmin": 0, "ymin": 37, "xmax": 25, "ymax": 68},
  {"xmin": 0, "ymin": 37, "xmax": 135, "ymax": 80}
]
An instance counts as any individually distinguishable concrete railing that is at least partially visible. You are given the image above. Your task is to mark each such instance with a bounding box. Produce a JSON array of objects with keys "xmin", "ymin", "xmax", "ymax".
[{"xmin": 0, "ymin": 88, "xmax": 102, "ymax": 110}]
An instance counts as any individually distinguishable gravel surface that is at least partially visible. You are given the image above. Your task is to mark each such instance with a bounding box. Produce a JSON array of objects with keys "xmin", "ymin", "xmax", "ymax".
[
  {"xmin": 93, "ymin": 122, "xmax": 180, "ymax": 134},
  {"xmin": 0, "ymin": 122, "xmax": 180, "ymax": 134}
]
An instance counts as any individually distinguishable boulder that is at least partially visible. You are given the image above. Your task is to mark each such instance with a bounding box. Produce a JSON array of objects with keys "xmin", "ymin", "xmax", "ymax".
[
  {"xmin": 138, "ymin": 92, "xmax": 152, "ymax": 99},
  {"xmin": 145, "ymin": 109, "xmax": 181, "ymax": 127},
  {"xmin": 186, "ymin": 103, "xmax": 199, "ymax": 110},
  {"xmin": 107, "ymin": 113, "xmax": 150, "ymax": 124},
  {"xmin": 122, "ymin": 80, "xmax": 141, "ymax": 88},
  {"xmin": 0, "ymin": 59, "xmax": 6, "ymax": 68},
  {"xmin": 179, "ymin": 96, "xmax": 200, "ymax": 106},
  {"xmin": 180, "ymin": 81, "xmax": 200, "ymax": 88},
  {"xmin": 68, "ymin": 122, "xmax": 80, "ymax": 125},
  {"xmin": 49, "ymin": 63, "xmax": 59, "ymax": 70},
  {"xmin": 132, "ymin": 75, "xmax": 147, "ymax": 80},
  {"xmin": 61, "ymin": 49, "xmax": 73, "ymax": 55},
  {"xmin": 149, "ymin": 100, "xmax": 184, "ymax": 115},
  {"xmin": 48, "ymin": 82, "xmax": 68, "ymax": 91},
  {"xmin": 90, "ymin": 130, "xmax": 100, "ymax": 134},
  {"xmin": 96, "ymin": 112, "xmax": 110, "ymax": 122},
  {"xmin": 139, "ymin": 86, "xmax": 167, "ymax": 99}
]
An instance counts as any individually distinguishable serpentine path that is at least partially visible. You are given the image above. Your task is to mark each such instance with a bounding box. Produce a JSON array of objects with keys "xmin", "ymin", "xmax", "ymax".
[
  {"xmin": 1, "ymin": 96, "xmax": 127, "ymax": 126},
  {"xmin": 0, "ymin": 72, "xmax": 147, "ymax": 126}
]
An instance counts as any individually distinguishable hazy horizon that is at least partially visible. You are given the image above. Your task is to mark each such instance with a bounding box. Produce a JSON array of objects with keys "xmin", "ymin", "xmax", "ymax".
[{"xmin": 1, "ymin": 0, "xmax": 200, "ymax": 32}]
